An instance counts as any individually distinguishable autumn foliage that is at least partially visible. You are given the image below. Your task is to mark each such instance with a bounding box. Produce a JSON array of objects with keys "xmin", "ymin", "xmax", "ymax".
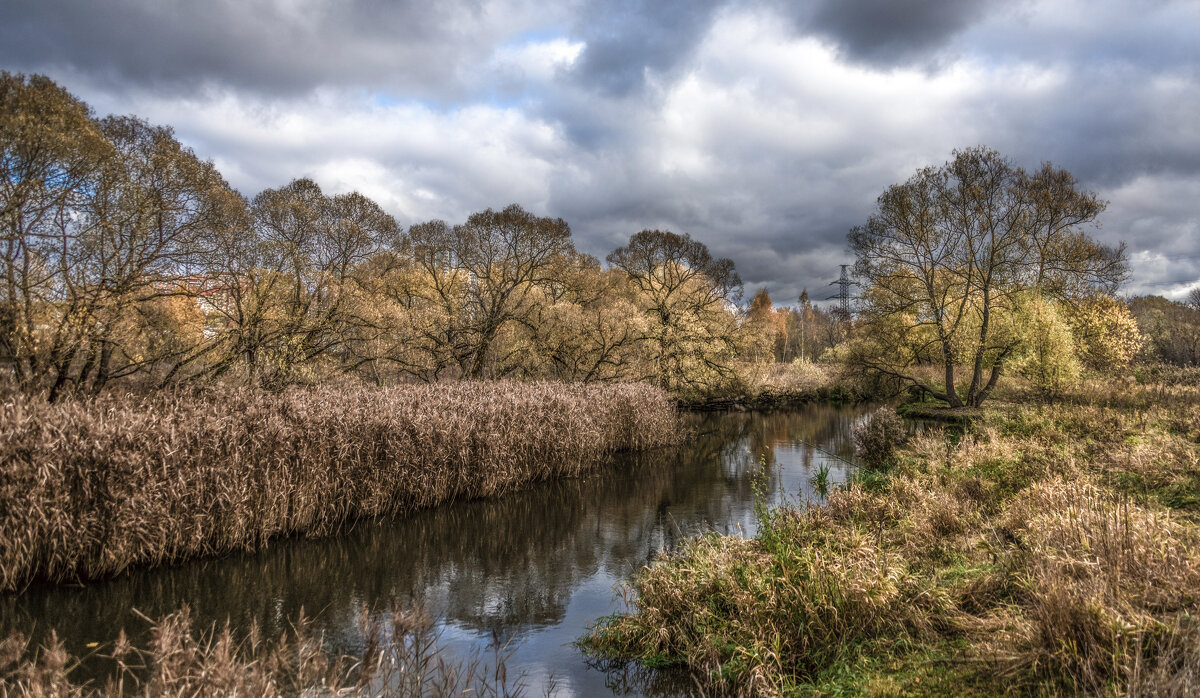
[{"xmin": 1, "ymin": 73, "xmax": 776, "ymax": 399}]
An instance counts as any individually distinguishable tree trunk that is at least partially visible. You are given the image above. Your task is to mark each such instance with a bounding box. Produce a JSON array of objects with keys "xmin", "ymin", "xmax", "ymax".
[
  {"xmin": 469, "ymin": 332, "xmax": 492, "ymax": 379},
  {"xmin": 966, "ymin": 296, "xmax": 991, "ymax": 406},
  {"xmin": 942, "ymin": 342, "xmax": 963, "ymax": 408}
]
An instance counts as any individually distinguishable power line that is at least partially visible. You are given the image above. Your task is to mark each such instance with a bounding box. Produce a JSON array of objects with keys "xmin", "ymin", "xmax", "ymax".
[
  {"xmin": 1133, "ymin": 253, "xmax": 1200, "ymax": 263},
  {"xmin": 1138, "ymin": 279, "xmax": 1198, "ymax": 287},
  {"xmin": 826, "ymin": 264, "xmax": 855, "ymax": 320}
]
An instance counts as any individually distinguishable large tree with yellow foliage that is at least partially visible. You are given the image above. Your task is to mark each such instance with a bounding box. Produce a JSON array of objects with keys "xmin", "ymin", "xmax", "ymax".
[
  {"xmin": 607, "ymin": 229, "xmax": 742, "ymax": 394},
  {"xmin": 847, "ymin": 147, "xmax": 1127, "ymax": 407}
]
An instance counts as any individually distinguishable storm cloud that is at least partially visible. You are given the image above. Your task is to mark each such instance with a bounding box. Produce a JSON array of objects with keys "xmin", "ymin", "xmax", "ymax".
[
  {"xmin": 807, "ymin": 0, "xmax": 995, "ymax": 65},
  {"xmin": 567, "ymin": 0, "xmax": 726, "ymax": 95},
  {"xmin": 0, "ymin": 0, "xmax": 562, "ymax": 99},
  {"xmin": 2, "ymin": 0, "xmax": 1197, "ymax": 305}
]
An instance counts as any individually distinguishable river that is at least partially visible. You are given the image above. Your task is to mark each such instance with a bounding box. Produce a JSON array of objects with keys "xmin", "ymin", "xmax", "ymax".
[{"xmin": 0, "ymin": 404, "xmax": 875, "ymax": 696}]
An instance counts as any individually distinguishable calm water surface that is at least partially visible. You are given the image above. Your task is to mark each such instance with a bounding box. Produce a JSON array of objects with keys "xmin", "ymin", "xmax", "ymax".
[{"xmin": 0, "ymin": 404, "xmax": 875, "ymax": 696}]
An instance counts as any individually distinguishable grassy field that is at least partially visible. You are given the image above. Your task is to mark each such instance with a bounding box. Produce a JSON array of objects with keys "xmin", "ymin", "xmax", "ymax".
[
  {"xmin": 584, "ymin": 377, "xmax": 1200, "ymax": 695},
  {"xmin": 0, "ymin": 381, "xmax": 679, "ymax": 592}
]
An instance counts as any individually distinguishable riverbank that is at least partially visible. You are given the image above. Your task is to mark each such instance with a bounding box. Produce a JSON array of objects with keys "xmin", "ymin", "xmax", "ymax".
[
  {"xmin": 0, "ymin": 381, "xmax": 680, "ymax": 592},
  {"xmin": 680, "ymin": 360, "xmax": 865, "ymax": 411},
  {"xmin": 676, "ymin": 385, "xmax": 859, "ymax": 411},
  {"xmin": 584, "ymin": 378, "xmax": 1200, "ymax": 694},
  {"xmin": 896, "ymin": 400, "xmax": 982, "ymax": 424}
]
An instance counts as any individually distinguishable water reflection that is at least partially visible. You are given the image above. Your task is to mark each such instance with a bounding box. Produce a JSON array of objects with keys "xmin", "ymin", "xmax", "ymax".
[{"xmin": 0, "ymin": 403, "xmax": 873, "ymax": 696}]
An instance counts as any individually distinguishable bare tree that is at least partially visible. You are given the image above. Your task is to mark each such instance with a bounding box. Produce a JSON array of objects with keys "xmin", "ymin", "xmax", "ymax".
[
  {"xmin": 1188, "ymin": 287, "xmax": 1200, "ymax": 312},
  {"xmin": 607, "ymin": 229, "xmax": 742, "ymax": 392},
  {"xmin": 0, "ymin": 73, "xmax": 110, "ymax": 393},
  {"xmin": 54, "ymin": 116, "xmax": 236, "ymax": 398},
  {"xmin": 241, "ymin": 179, "xmax": 396, "ymax": 386},
  {"xmin": 182, "ymin": 179, "xmax": 396, "ymax": 388},
  {"xmin": 404, "ymin": 205, "xmax": 575, "ymax": 379},
  {"xmin": 849, "ymin": 146, "xmax": 1126, "ymax": 407},
  {"xmin": 516, "ymin": 254, "xmax": 645, "ymax": 382},
  {"xmin": 1130, "ymin": 295, "xmax": 1200, "ymax": 366},
  {"xmin": 1, "ymin": 74, "xmax": 239, "ymax": 399}
]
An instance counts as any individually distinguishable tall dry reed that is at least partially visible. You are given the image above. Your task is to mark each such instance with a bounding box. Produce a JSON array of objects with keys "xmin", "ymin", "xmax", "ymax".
[
  {"xmin": 0, "ymin": 381, "xmax": 679, "ymax": 591},
  {"xmin": 1, "ymin": 603, "xmax": 527, "ymax": 697}
]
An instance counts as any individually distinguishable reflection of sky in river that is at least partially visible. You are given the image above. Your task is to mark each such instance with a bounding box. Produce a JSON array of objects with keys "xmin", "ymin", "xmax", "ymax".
[{"xmin": 0, "ymin": 405, "xmax": 874, "ymax": 697}]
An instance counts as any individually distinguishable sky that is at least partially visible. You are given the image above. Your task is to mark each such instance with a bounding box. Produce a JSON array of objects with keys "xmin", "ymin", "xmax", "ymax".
[{"xmin": 3, "ymin": 0, "xmax": 1198, "ymax": 306}]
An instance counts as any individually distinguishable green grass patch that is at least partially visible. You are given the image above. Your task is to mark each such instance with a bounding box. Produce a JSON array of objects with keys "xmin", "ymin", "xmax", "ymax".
[
  {"xmin": 897, "ymin": 401, "xmax": 982, "ymax": 425},
  {"xmin": 801, "ymin": 637, "xmax": 996, "ymax": 697}
]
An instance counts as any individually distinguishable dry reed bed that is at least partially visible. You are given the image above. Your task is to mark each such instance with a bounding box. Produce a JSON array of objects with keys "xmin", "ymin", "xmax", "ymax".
[
  {"xmin": 1, "ymin": 604, "xmax": 527, "ymax": 697},
  {"xmin": 0, "ymin": 381, "xmax": 679, "ymax": 592}
]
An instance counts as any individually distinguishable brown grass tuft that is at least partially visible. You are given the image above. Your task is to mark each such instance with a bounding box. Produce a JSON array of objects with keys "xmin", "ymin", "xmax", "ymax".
[{"xmin": 996, "ymin": 478, "xmax": 1200, "ymax": 693}]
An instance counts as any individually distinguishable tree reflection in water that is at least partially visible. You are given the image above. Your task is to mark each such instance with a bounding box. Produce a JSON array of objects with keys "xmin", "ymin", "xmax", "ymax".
[{"xmin": 0, "ymin": 403, "xmax": 873, "ymax": 696}]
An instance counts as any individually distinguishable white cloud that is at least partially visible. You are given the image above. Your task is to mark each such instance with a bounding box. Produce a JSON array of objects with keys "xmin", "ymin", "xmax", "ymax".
[
  {"xmin": 489, "ymin": 37, "xmax": 585, "ymax": 83},
  {"xmin": 87, "ymin": 84, "xmax": 570, "ymax": 225},
  {"xmin": 1107, "ymin": 173, "xmax": 1200, "ymax": 298}
]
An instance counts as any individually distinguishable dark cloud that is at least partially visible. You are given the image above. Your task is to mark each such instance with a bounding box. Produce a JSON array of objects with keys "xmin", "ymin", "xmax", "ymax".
[
  {"xmin": 566, "ymin": 0, "xmax": 726, "ymax": 95},
  {"xmin": 967, "ymin": 0, "xmax": 1200, "ymax": 74},
  {"xmin": 805, "ymin": 0, "xmax": 995, "ymax": 65},
  {"xmin": 0, "ymin": 0, "xmax": 541, "ymax": 99},
  {"xmin": 541, "ymin": 123, "xmax": 874, "ymax": 307}
]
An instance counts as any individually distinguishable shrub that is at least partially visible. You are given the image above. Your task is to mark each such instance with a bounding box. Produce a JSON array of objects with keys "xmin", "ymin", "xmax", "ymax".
[
  {"xmin": 1012, "ymin": 294, "xmax": 1082, "ymax": 396},
  {"xmin": 853, "ymin": 408, "xmax": 908, "ymax": 470},
  {"xmin": 585, "ymin": 512, "xmax": 945, "ymax": 694}
]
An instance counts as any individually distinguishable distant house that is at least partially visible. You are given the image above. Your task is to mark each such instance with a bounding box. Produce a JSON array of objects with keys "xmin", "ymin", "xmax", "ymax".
[{"xmin": 152, "ymin": 274, "xmax": 237, "ymax": 317}]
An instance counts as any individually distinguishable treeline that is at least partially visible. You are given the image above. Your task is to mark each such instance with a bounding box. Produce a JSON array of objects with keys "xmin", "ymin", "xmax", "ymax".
[
  {"xmin": 741, "ymin": 288, "xmax": 846, "ymax": 365},
  {"xmin": 1129, "ymin": 294, "xmax": 1200, "ymax": 367},
  {"xmin": 1, "ymin": 73, "xmax": 838, "ymax": 401}
]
